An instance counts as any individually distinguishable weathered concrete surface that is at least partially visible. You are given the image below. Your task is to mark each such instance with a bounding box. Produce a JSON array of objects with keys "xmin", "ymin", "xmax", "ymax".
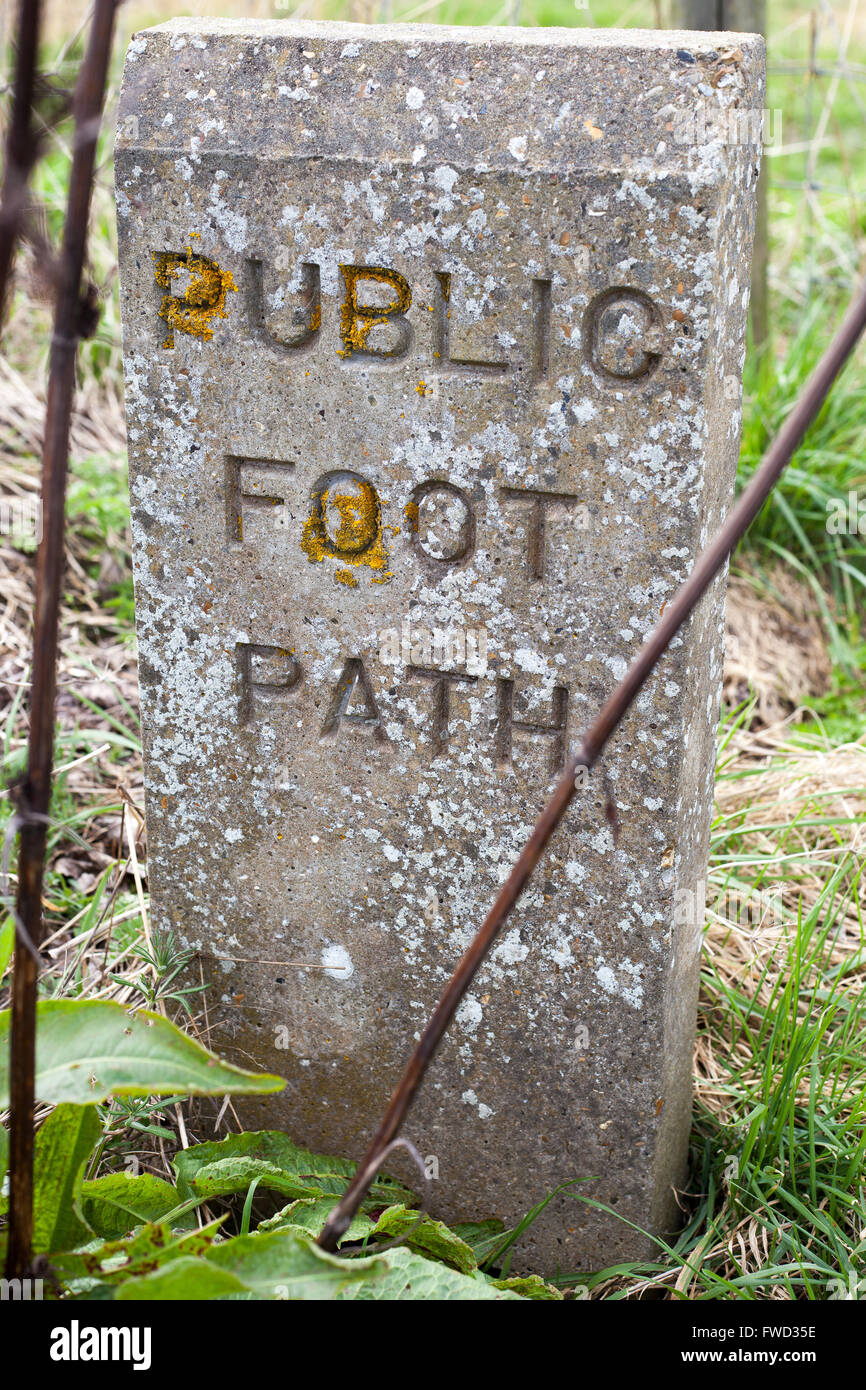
[{"xmin": 116, "ymin": 19, "xmax": 763, "ymax": 1275}]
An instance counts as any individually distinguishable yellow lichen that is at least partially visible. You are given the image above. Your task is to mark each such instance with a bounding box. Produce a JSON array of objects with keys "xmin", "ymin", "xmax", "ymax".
[
  {"xmin": 337, "ymin": 265, "xmax": 411, "ymax": 359},
  {"xmin": 154, "ymin": 240, "xmax": 237, "ymax": 348},
  {"xmin": 301, "ymin": 476, "xmax": 392, "ymax": 586}
]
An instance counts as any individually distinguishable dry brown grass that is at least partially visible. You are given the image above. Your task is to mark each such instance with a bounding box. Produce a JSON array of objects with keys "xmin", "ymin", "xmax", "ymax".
[
  {"xmin": 724, "ymin": 569, "xmax": 834, "ymax": 722},
  {"xmin": 702, "ymin": 717, "xmax": 866, "ymax": 1110}
]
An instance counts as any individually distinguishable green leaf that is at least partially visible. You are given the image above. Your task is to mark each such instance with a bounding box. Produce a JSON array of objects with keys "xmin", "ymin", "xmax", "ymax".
[
  {"xmin": 205, "ymin": 1230, "xmax": 386, "ymax": 1299},
  {"xmin": 173, "ymin": 1131, "xmax": 414, "ymax": 1209},
  {"xmin": 177, "ymin": 1155, "xmax": 322, "ymax": 1204},
  {"xmin": 0, "ymin": 1124, "xmax": 8, "ymax": 1191},
  {"xmin": 0, "ymin": 1000, "xmax": 285, "ymax": 1106},
  {"xmin": 32, "ymin": 1104, "xmax": 102, "ymax": 1254},
  {"xmin": 337, "ymin": 1246, "xmax": 524, "ymax": 1301},
  {"xmin": 118, "ymin": 1230, "xmax": 387, "ymax": 1300},
  {"xmin": 488, "ymin": 1273, "xmax": 564, "ymax": 1300},
  {"xmin": 257, "ymin": 1197, "xmax": 374, "ymax": 1244},
  {"xmin": 116, "ymin": 1256, "xmax": 245, "ymax": 1301},
  {"xmin": 239, "ymin": 1175, "xmax": 262, "ymax": 1237},
  {"xmin": 371, "ymin": 1205, "xmax": 479, "ymax": 1273},
  {"xmin": 0, "ymin": 915, "xmax": 13, "ymax": 981},
  {"xmin": 450, "ymin": 1218, "xmax": 510, "ymax": 1264},
  {"xmin": 52, "ymin": 1218, "xmax": 224, "ymax": 1292},
  {"xmin": 79, "ymin": 1173, "xmax": 190, "ymax": 1241}
]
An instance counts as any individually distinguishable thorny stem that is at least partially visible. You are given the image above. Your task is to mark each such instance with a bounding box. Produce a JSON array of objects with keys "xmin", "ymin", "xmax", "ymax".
[
  {"xmin": 5, "ymin": 0, "xmax": 119, "ymax": 1282},
  {"xmin": 318, "ymin": 276, "xmax": 866, "ymax": 1253}
]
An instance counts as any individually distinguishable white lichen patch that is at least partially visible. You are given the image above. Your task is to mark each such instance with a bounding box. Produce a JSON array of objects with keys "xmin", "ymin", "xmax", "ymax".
[{"xmin": 321, "ymin": 943, "xmax": 354, "ymax": 980}]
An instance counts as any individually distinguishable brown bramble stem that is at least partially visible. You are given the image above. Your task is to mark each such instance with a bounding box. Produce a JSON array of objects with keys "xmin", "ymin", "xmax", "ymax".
[
  {"xmin": 0, "ymin": 0, "xmax": 43, "ymax": 327},
  {"xmin": 5, "ymin": 0, "xmax": 119, "ymax": 1283}
]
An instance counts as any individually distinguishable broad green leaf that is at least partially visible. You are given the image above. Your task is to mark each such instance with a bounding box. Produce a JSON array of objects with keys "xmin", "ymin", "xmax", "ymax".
[
  {"xmin": 488, "ymin": 1273, "xmax": 564, "ymax": 1300},
  {"xmin": 203, "ymin": 1229, "xmax": 387, "ymax": 1299},
  {"xmin": 337, "ymin": 1246, "xmax": 524, "ymax": 1301},
  {"xmin": 79, "ymin": 1173, "xmax": 190, "ymax": 1241},
  {"xmin": 116, "ymin": 1256, "xmax": 245, "ymax": 1301},
  {"xmin": 173, "ymin": 1131, "xmax": 413, "ymax": 1209},
  {"xmin": 0, "ymin": 1000, "xmax": 284, "ymax": 1106},
  {"xmin": 52, "ymin": 1218, "xmax": 224, "ymax": 1293},
  {"xmin": 179, "ymin": 1155, "xmax": 315, "ymax": 1204},
  {"xmin": 257, "ymin": 1197, "xmax": 374, "ymax": 1244},
  {"xmin": 371, "ymin": 1205, "xmax": 478, "ymax": 1273},
  {"xmin": 117, "ymin": 1231, "xmax": 386, "ymax": 1301},
  {"xmin": 32, "ymin": 1104, "xmax": 102, "ymax": 1254}
]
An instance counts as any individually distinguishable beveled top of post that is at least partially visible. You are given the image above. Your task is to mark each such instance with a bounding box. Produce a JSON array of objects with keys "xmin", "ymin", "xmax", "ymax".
[
  {"xmin": 142, "ymin": 18, "xmax": 760, "ymax": 49},
  {"xmin": 118, "ymin": 19, "xmax": 764, "ymax": 178}
]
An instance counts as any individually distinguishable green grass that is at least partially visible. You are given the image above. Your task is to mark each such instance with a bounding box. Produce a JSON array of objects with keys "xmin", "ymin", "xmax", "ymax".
[
  {"xmin": 738, "ymin": 305, "xmax": 866, "ymax": 670},
  {"xmin": 66, "ymin": 454, "xmax": 136, "ymax": 630}
]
